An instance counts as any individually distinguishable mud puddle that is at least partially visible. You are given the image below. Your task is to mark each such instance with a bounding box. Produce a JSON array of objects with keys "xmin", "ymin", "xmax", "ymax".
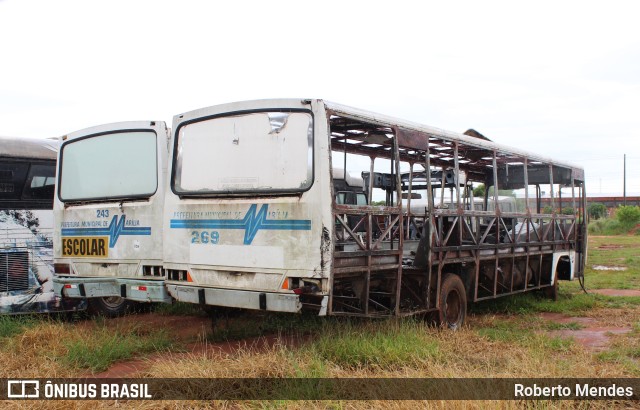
[
  {"xmin": 592, "ymin": 265, "xmax": 627, "ymax": 271},
  {"xmin": 539, "ymin": 312, "xmax": 632, "ymax": 352}
]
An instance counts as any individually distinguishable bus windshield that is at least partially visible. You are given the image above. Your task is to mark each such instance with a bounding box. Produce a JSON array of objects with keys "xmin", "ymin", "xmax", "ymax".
[
  {"xmin": 173, "ymin": 111, "xmax": 313, "ymax": 195},
  {"xmin": 59, "ymin": 131, "xmax": 157, "ymax": 202}
]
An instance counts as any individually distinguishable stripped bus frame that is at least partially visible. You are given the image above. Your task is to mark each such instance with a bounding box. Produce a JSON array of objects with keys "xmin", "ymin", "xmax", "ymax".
[{"xmin": 325, "ymin": 101, "xmax": 586, "ymax": 323}]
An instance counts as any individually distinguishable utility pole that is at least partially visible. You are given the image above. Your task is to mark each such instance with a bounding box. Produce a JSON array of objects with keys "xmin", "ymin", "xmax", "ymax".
[{"xmin": 624, "ymin": 154, "xmax": 627, "ymax": 206}]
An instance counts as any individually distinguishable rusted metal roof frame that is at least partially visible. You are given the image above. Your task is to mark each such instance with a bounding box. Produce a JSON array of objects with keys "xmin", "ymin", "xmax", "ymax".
[{"xmin": 324, "ymin": 101, "xmax": 585, "ymax": 182}]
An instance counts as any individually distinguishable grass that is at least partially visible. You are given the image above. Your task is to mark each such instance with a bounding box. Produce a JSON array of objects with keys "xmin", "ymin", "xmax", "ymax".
[
  {"xmin": 62, "ymin": 323, "xmax": 174, "ymax": 372},
  {"xmin": 575, "ymin": 235, "xmax": 640, "ymax": 290},
  {"xmin": 475, "ymin": 318, "xmax": 574, "ymax": 353},
  {"xmin": 474, "ymin": 290, "xmax": 640, "ymax": 319},
  {"xmin": 595, "ymin": 324, "xmax": 640, "ymax": 375},
  {"xmin": 588, "ymin": 218, "xmax": 635, "ymax": 236},
  {"xmin": 1, "ymin": 235, "xmax": 640, "ymax": 408},
  {"xmin": 154, "ymin": 301, "xmax": 207, "ymax": 316},
  {"xmin": 0, "ymin": 314, "xmax": 179, "ymax": 376},
  {"xmin": 0, "ymin": 314, "xmax": 40, "ymax": 338},
  {"xmin": 544, "ymin": 321, "xmax": 584, "ymax": 330},
  {"xmin": 207, "ymin": 311, "xmax": 324, "ymax": 343},
  {"xmin": 302, "ymin": 319, "xmax": 440, "ymax": 369}
]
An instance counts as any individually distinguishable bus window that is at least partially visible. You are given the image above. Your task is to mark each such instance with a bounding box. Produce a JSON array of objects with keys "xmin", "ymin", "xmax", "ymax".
[
  {"xmin": 22, "ymin": 164, "xmax": 55, "ymax": 200},
  {"xmin": 174, "ymin": 111, "xmax": 313, "ymax": 195},
  {"xmin": 59, "ymin": 131, "xmax": 157, "ymax": 202}
]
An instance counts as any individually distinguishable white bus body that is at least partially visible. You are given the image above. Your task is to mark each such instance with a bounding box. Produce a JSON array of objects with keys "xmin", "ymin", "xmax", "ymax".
[
  {"xmin": 160, "ymin": 99, "xmax": 587, "ymax": 325},
  {"xmin": 53, "ymin": 121, "xmax": 172, "ymax": 313},
  {"xmin": 163, "ymin": 100, "xmax": 332, "ymax": 313}
]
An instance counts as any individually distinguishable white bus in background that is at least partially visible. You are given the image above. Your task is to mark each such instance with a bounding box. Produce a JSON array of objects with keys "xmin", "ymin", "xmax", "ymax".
[
  {"xmin": 0, "ymin": 136, "xmax": 85, "ymax": 314},
  {"xmin": 52, "ymin": 121, "xmax": 172, "ymax": 316}
]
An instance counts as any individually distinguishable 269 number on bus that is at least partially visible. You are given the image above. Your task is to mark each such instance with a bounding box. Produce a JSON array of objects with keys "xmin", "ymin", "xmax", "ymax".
[{"xmin": 191, "ymin": 231, "xmax": 219, "ymax": 244}]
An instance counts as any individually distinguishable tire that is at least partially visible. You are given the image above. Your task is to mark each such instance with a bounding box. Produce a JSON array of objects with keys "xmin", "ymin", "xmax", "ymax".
[
  {"xmin": 88, "ymin": 296, "xmax": 135, "ymax": 318},
  {"xmin": 437, "ymin": 273, "xmax": 467, "ymax": 330}
]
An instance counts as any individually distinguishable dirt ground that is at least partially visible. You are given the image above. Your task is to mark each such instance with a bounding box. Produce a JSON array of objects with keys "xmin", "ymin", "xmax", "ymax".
[
  {"xmin": 539, "ymin": 311, "xmax": 633, "ymax": 352},
  {"xmin": 88, "ymin": 289, "xmax": 638, "ymax": 378},
  {"xmin": 89, "ymin": 313, "xmax": 309, "ymax": 378}
]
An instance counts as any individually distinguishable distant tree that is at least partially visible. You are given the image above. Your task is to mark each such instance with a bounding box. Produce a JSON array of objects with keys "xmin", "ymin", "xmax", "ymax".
[
  {"xmin": 561, "ymin": 207, "xmax": 574, "ymax": 215},
  {"xmin": 473, "ymin": 184, "xmax": 485, "ymax": 198},
  {"xmin": 588, "ymin": 203, "xmax": 607, "ymax": 220},
  {"xmin": 616, "ymin": 205, "xmax": 640, "ymax": 227}
]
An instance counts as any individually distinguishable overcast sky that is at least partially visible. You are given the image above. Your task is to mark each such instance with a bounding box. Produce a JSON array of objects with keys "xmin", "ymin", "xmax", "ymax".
[{"xmin": 1, "ymin": 0, "xmax": 639, "ymax": 194}]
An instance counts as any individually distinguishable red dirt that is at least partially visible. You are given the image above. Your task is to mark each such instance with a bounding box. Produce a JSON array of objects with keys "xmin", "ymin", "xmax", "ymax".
[
  {"xmin": 539, "ymin": 312, "xmax": 632, "ymax": 352},
  {"xmin": 547, "ymin": 328, "xmax": 631, "ymax": 351},
  {"xmin": 627, "ymin": 224, "xmax": 640, "ymax": 235},
  {"xmin": 87, "ymin": 313, "xmax": 310, "ymax": 378},
  {"xmin": 589, "ymin": 289, "xmax": 640, "ymax": 297},
  {"xmin": 538, "ymin": 312, "xmax": 597, "ymax": 326},
  {"xmin": 597, "ymin": 244, "xmax": 624, "ymax": 250}
]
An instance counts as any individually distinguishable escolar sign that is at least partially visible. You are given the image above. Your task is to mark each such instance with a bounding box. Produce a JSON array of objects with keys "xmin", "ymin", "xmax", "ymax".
[{"xmin": 62, "ymin": 237, "xmax": 108, "ymax": 258}]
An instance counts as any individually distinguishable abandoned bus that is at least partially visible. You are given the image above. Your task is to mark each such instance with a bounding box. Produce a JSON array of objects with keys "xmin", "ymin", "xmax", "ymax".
[
  {"xmin": 0, "ymin": 136, "xmax": 85, "ymax": 314},
  {"xmin": 52, "ymin": 121, "xmax": 172, "ymax": 316},
  {"xmin": 168, "ymin": 99, "xmax": 585, "ymax": 327}
]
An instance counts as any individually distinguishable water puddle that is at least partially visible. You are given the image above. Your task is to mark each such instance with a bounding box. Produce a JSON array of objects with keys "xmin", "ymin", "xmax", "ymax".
[
  {"xmin": 592, "ymin": 265, "xmax": 627, "ymax": 271},
  {"xmin": 539, "ymin": 313, "xmax": 632, "ymax": 352}
]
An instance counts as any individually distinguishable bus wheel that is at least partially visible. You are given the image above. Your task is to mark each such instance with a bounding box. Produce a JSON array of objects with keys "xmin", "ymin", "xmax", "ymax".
[
  {"xmin": 88, "ymin": 297, "xmax": 134, "ymax": 318},
  {"xmin": 437, "ymin": 274, "xmax": 467, "ymax": 330}
]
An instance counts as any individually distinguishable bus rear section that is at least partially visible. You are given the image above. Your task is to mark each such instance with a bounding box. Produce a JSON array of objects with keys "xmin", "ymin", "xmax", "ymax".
[
  {"xmin": 163, "ymin": 99, "xmax": 332, "ymax": 314},
  {"xmin": 53, "ymin": 121, "xmax": 172, "ymax": 315},
  {"xmin": 161, "ymin": 98, "xmax": 586, "ymax": 328}
]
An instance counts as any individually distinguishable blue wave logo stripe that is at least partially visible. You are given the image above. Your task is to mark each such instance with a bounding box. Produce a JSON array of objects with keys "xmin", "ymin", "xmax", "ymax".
[
  {"xmin": 170, "ymin": 204, "xmax": 311, "ymax": 245},
  {"xmin": 61, "ymin": 215, "xmax": 151, "ymax": 248}
]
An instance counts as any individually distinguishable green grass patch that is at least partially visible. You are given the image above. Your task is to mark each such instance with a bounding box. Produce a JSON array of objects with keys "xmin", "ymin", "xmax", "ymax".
[
  {"xmin": 476, "ymin": 319, "xmax": 574, "ymax": 353},
  {"xmin": 543, "ymin": 321, "xmax": 584, "ymax": 331},
  {"xmin": 303, "ymin": 319, "xmax": 439, "ymax": 369},
  {"xmin": 588, "ymin": 218, "xmax": 631, "ymax": 235},
  {"xmin": 62, "ymin": 324, "xmax": 175, "ymax": 372},
  {"xmin": 578, "ymin": 235, "xmax": 640, "ymax": 290},
  {"xmin": 473, "ymin": 290, "xmax": 598, "ymax": 316},
  {"xmin": 0, "ymin": 315, "xmax": 39, "ymax": 339},
  {"xmin": 154, "ymin": 301, "xmax": 206, "ymax": 316},
  {"xmin": 594, "ymin": 321, "xmax": 640, "ymax": 376},
  {"xmin": 473, "ymin": 286, "xmax": 640, "ymax": 318},
  {"xmin": 208, "ymin": 311, "xmax": 324, "ymax": 342},
  {"xmin": 596, "ymin": 349, "xmax": 640, "ymax": 376}
]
